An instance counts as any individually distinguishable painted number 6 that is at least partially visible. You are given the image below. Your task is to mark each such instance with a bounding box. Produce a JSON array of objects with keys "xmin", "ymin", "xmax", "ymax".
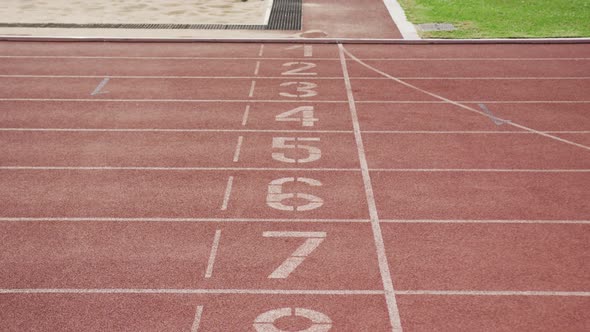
[{"xmin": 267, "ymin": 177, "xmax": 323, "ymax": 211}]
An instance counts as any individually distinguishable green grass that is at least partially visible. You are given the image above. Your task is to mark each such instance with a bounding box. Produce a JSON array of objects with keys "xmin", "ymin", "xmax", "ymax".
[{"xmin": 398, "ymin": 0, "xmax": 590, "ymax": 38}]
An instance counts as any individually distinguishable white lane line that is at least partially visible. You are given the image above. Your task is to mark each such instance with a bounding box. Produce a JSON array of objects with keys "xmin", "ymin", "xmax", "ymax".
[
  {"xmin": 191, "ymin": 306, "xmax": 204, "ymax": 332},
  {"xmin": 396, "ymin": 290, "xmax": 590, "ymax": 297},
  {"xmin": 221, "ymin": 177, "xmax": 234, "ymax": 210},
  {"xmin": 0, "ymin": 128, "xmax": 585, "ymax": 135},
  {"xmin": 370, "ymin": 169, "xmax": 590, "ymax": 172},
  {"xmin": 341, "ymin": 46, "xmax": 590, "ymax": 152},
  {"xmin": 0, "ymin": 98, "xmax": 348, "ymax": 103},
  {"xmin": 1, "ymin": 75, "xmax": 347, "ymax": 79},
  {"xmin": 0, "ymin": 217, "xmax": 368, "ymax": 223},
  {"xmin": 4, "ymin": 75, "xmax": 590, "ymax": 80},
  {"xmin": 0, "ymin": 288, "xmax": 384, "ymax": 295},
  {"xmin": 355, "ymin": 77, "xmax": 590, "ymax": 80},
  {"xmin": 5, "ymin": 98, "xmax": 590, "ymax": 104},
  {"xmin": 360, "ymin": 58, "xmax": 590, "ymax": 61},
  {"xmin": 364, "ymin": 131, "xmax": 590, "ymax": 134},
  {"xmin": 1, "ymin": 128, "xmax": 586, "ymax": 134},
  {"xmin": 258, "ymin": 45, "xmax": 264, "ymax": 57},
  {"xmin": 0, "ymin": 128, "xmax": 353, "ymax": 133},
  {"xmin": 90, "ymin": 77, "xmax": 109, "ymax": 96},
  {"xmin": 204, "ymin": 230, "xmax": 222, "ymax": 278},
  {"xmin": 356, "ymin": 100, "xmax": 590, "ymax": 104},
  {"xmin": 0, "ymin": 166, "xmax": 586, "ymax": 173},
  {"xmin": 0, "ymin": 166, "xmax": 359, "ymax": 172},
  {"xmin": 2, "ymin": 55, "xmax": 588, "ymax": 61},
  {"xmin": 241, "ymin": 105, "xmax": 250, "ymax": 126},
  {"xmin": 233, "ymin": 136, "xmax": 244, "ymax": 162},
  {"xmin": 248, "ymin": 80, "xmax": 256, "ymax": 98},
  {"xmin": 381, "ymin": 219, "xmax": 590, "ymax": 224},
  {"xmin": 338, "ymin": 43, "xmax": 403, "ymax": 332},
  {"xmin": 254, "ymin": 61, "xmax": 261, "ymax": 76},
  {"xmin": 1, "ymin": 288, "xmax": 586, "ymax": 296}
]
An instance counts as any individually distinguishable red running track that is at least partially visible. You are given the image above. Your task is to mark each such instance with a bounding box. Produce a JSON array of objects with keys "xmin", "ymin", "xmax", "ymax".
[{"xmin": 0, "ymin": 41, "xmax": 589, "ymax": 331}]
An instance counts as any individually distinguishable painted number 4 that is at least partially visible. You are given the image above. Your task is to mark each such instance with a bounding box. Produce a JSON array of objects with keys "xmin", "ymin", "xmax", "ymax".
[{"xmin": 275, "ymin": 106, "xmax": 318, "ymax": 127}]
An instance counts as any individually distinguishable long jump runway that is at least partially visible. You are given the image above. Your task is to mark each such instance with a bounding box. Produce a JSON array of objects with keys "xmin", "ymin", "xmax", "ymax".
[{"xmin": 0, "ymin": 41, "xmax": 589, "ymax": 331}]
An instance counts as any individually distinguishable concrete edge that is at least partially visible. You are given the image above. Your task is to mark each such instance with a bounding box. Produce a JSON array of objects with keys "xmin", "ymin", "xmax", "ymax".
[
  {"xmin": 1, "ymin": 36, "xmax": 590, "ymax": 44},
  {"xmin": 382, "ymin": 0, "xmax": 420, "ymax": 40}
]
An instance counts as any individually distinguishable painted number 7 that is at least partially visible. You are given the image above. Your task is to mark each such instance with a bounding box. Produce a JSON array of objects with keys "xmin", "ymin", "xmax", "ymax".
[{"xmin": 263, "ymin": 231, "xmax": 326, "ymax": 279}]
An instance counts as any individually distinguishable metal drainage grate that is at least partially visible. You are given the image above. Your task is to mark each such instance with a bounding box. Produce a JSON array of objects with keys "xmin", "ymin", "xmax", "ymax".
[
  {"xmin": 417, "ymin": 23, "xmax": 456, "ymax": 32},
  {"xmin": 0, "ymin": 0, "xmax": 301, "ymax": 30}
]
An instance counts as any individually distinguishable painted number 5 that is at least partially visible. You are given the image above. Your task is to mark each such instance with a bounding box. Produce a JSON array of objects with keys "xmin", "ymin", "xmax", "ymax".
[
  {"xmin": 267, "ymin": 177, "xmax": 323, "ymax": 211},
  {"xmin": 272, "ymin": 137, "xmax": 321, "ymax": 164}
]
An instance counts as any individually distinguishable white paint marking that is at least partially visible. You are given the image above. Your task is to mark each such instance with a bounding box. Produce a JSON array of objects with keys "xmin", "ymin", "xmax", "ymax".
[
  {"xmin": 0, "ymin": 98, "xmax": 348, "ymax": 103},
  {"xmin": 396, "ymin": 290, "xmax": 590, "ymax": 297},
  {"xmin": 254, "ymin": 61, "xmax": 261, "ymax": 76},
  {"xmin": 0, "ymin": 217, "xmax": 368, "ymax": 223},
  {"xmin": 0, "ymin": 288, "xmax": 384, "ymax": 295},
  {"xmin": 0, "ymin": 166, "xmax": 358, "ymax": 172},
  {"xmin": 90, "ymin": 77, "xmax": 109, "ymax": 96},
  {"xmin": 241, "ymin": 105, "xmax": 250, "ymax": 126},
  {"xmin": 382, "ymin": 0, "xmax": 420, "ymax": 40},
  {"xmin": 2, "ymin": 166, "xmax": 587, "ymax": 173},
  {"xmin": 0, "ymin": 128, "xmax": 351, "ymax": 133},
  {"xmin": 357, "ymin": 100, "xmax": 590, "ymax": 104},
  {"xmin": 204, "ymin": 230, "xmax": 222, "ymax": 278},
  {"xmin": 341, "ymin": 46, "xmax": 590, "ymax": 152},
  {"xmin": 363, "ymin": 131, "xmax": 590, "ymax": 134},
  {"xmin": 2, "ymin": 55, "xmax": 588, "ymax": 61},
  {"xmin": 0, "ymin": 128, "xmax": 586, "ymax": 135},
  {"xmin": 263, "ymin": 231, "xmax": 326, "ymax": 238},
  {"xmin": 254, "ymin": 307, "xmax": 332, "ymax": 332},
  {"xmin": 338, "ymin": 44, "xmax": 403, "ymax": 332},
  {"xmin": 191, "ymin": 306, "xmax": 204, "ymax": 332},
  {"xmin": 249, "ymin": 80, "xmax": 256, "ymax": 98},
  {"xmin": 381, "ymin": 219, "xmax": 590, "ymax": 224},
  {"xmin": 370, "ymin": 168, "xmax": 590, "ymax": 172},
  {"xmin": 221, "ymin": 176, "xmax": 234, "ymax": 210},
  {"xmin": 233, "ymin": 136, "xmax": 244, "ymax": 162},
  {"xmin": 263, "ymin": 231, "xmax": 327, "ymax": 279},
  {"xmin": 6, "ymin": 98, "xmax": 590, "ymax": 104},
  {"xmin": 1, "ymin": 288, "xmax": 588, "ymax": 297},
  {"xmin": 258, "ymin": 45, "xmax": 264, "ymax": 57},
  {"xmin": 478, "ymin": 103, "xmax": 510, "ymax": 125},
  {"xmin": 4, "ymin": 75, "xmax": 590, "ymax": 80},
  {"xmin": 285, "ymin": 45, "xmax": 313, "ymax": 57}
]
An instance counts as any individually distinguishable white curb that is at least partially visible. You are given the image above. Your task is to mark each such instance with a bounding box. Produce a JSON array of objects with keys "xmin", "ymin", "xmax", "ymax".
[{"xmin": 382, "ymin": 0, "xmax": 420, "ymax": 40}]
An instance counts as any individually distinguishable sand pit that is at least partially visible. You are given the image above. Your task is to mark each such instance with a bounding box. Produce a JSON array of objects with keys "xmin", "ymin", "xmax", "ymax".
[{"xmin": 0, "ymin": 0, "xmax": 274, "ymax": 25}]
